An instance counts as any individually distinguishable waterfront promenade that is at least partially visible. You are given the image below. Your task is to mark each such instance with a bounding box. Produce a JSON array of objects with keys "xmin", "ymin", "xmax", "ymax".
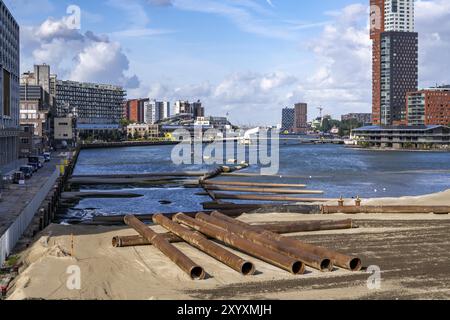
[{"xmin": 0, "ymin": 155, "xmax": 62, "ymax": 265}]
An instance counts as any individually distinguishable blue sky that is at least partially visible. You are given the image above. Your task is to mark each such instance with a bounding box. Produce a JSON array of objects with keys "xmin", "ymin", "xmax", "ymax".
[{"xmin": 4, "ymin": 0, "xmax": 450, "ymax": 125}]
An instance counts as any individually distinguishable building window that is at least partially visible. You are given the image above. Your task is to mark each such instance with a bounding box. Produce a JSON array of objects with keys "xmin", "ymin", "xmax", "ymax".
[{"xmin": 3, "ymin": 69, "xmax": 11, "ymax": 116}]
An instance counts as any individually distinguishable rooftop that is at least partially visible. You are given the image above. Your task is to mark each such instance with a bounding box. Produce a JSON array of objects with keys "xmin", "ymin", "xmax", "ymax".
[{"xmin": 353, "ymin": 125, "xmax": 449, "ymax": 132}]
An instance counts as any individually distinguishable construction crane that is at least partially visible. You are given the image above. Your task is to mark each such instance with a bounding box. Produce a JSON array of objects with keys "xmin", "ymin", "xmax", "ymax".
[{"xmin": 317, "ymin": 106, "xmax": 324, "ymax": 119}]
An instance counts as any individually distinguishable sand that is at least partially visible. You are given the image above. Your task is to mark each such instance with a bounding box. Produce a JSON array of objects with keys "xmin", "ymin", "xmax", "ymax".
[{"xmin": 6, "ymin": 189, "xmax": 450, "ymax": 300}]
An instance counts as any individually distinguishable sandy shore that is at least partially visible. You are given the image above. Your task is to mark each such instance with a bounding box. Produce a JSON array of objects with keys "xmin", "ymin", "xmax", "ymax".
[{"xmin": 6, "ymin": 190, "xmax": 450, "ymax": 300}]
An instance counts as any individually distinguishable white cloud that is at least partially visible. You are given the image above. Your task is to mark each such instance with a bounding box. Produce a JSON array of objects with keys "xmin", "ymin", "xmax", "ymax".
[
  {"xmin": 416, "ymin": 0, "xmax": 450, "ymax": 87},
  {"xmin": 21, "ymin": 15, "xmax": 140, "ymax": 89},
  {"xmin": 288, "ymin": 3, "xmax": 372, "ymax": 117}
]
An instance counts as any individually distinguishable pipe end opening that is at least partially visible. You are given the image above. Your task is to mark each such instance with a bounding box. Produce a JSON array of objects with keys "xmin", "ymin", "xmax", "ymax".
[
  {"xmin": 321, "ymin": 259, "xmax": 333, "ymax": 272},
  {"xmin": 292, "ymin": 261, "xmax": 305, "ymax": 275},
  {"xmin": 190, "ymin": 266, "xmax": 206, "ymax": 280},
  {"xmin": 241, "ymin": 262, "xmax": 256, "ymax": 276},
  {"xmin": 350, "ymin": 258, "xmax": 362, "ymax": 271},
  {"xmin": 112, "ymin": 237, "xmax": 120, "ymax": 248}
]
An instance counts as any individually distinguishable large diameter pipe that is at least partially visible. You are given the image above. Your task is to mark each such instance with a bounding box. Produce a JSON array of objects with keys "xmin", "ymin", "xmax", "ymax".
[
  {"xmin": 197, "ymin": 213, "xmax": 332, "ymax": 272},
  {"xmin": 112, "ymin": 219, "xmax": 356, "ymax": 248},
  {"xmin": 214, "ymin": 193, "xmax": 334, "ymax": 202},
  {"xmin": 263, "ymin": 219, "xmax": 355, "ymax": 233},
  {"xmin": 112, "ymin": 233, "xmax": 182, "ymax": 247},
  {"xmin": 321, "ymin": 205, "xmax": 450, "ymax": 215},
  {"xmin": 153, "ymin": 214, "xmax": 255, "ymax": 275},
  {"xmin": 173, "ymin": 213, "xmax": 304, "ymax": 275},
  {"xmin": 211, "ymin": 212, "xmax": 362, "ymax": 272},
  {"xmin": 201, "ymin": 180, "xmax": 307, "ymax": 188},
  {"xmin": 123, "ymin": 215, "xmax": 205, "ymax": 280},
  {"xmin": 204, "ymin": 185, "xmax": 324, "ymax": 195}
]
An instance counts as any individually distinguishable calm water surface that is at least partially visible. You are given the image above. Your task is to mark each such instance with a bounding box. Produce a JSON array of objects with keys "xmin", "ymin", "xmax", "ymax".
[{"xmin": 67, "ymin": 144, "xmax": 450, "ymax": 220}]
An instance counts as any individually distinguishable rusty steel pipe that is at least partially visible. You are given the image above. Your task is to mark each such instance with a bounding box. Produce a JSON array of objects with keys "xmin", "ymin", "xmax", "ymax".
[
  {"xmin": 321, "ymin": 205, "xmax": 450, "ymax": 215},
  {"xmin": 201, "ymin": 180, "xmax": 307, "ymax": 188},
  {"xmin": 204, "ymin": 185, "xmax": 324, "ymax": 195},
  {"xmin": 211, "ymin": 212, "xmax": 362, "ymax": 272},
  {"xmin": 173, "ymin": 213, "xmax": 304, "ymax": 275},
  {"xmin": 197, "ymin": 213, "xmax": 332, "ymax": 272},
  {"xmin": 113, "ymin": 219, "xmax": 356, "ymax": 247},
  {"xmin": 213, "ymin": 193, "xmax": 335, "ymax": 202},
  {"xmin": 262, "ymin": 219, "xmax": 356, "ymax": 233},
  {"xmin": 153, "ymin": 214, "xmax": 255, "ymax": 275},
  {"xmin": 123, "ymin": 215, "xmax": 205, "ymax": 280},
  {"xmin": 112, "ymin": 233, "xmax": 182, "ymax": 247}
]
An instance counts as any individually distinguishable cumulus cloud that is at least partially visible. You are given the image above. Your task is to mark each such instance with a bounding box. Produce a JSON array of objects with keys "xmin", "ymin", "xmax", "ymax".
[
  {"xmin": 21, "ymin": 14, "xmax": 140, "ymax": 89},
  {"xmin": 286, "ymin": 4, "xmax": 372, "ymax": 117},
  {"xmin": 416, "ymin": 0, "xmax": 450, "ymax": 86},
  {"xmin": 144, "ymin": 72, "xmax": 298, "ymax": 124}
]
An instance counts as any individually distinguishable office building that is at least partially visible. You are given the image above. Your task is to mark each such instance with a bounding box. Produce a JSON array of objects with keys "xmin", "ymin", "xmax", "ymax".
[
  {"xmin": 21, "ymin": 64, "xmax": 56, "ymax": 107},
  {"xmin": 55, "ymin": 80, "xmax": 126, "ymax": 124},
  {"xmin": 407, "ymin": 86, "xmax": 450, "ymax": 126},
  {"xmin": 294, "ymin": 103, "xmax": 308, "ymax": 133},
  {"xmin": 192, "ymin": 100, "xmax": 204, "ymax": 118},
  {"xmin": 352, "ymin": 125, "xmax": 450, "ymax": 149},
  {"xmin": 0, "ymin": 0, "xmax": 20, "ymax": 170},
  {"xmin": 124, "ymin": 98, "xmax": 148, "ymax": 123},
  {"xmin": 173, "ymin": 100, "xmax": 204, "ymax": 120},
  {"xmin": 370, "ymin": 0, "xmax": 418, "ymax": 125},
  {"xmin": 174, "ymin": 100, "xmax": 192, "ymax": 115},
  {"xmin": 281, "ymin": 107, "xmax": 295, "ymax": 132},
  {"xmin": 53, "ymin": 116, "xmax": 76, "ymax": 147},
  {"xmin": 144, "ymin": 100, "xmax": 171, "ymax": 124}
]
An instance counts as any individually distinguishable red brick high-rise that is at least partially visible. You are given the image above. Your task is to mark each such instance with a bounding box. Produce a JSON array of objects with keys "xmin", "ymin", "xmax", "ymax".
[
  {"xmin": 370, "ymin": 0, "xmax": 384, "ymax": 125},
  {"xmin": 124, "ymin": 99, "xmax": 148, "ymax": 123}
]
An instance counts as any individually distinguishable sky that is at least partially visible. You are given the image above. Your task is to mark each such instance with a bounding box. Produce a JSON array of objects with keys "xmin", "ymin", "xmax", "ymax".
[{"xmin": 4, "ymin": 0, "xmax": 450, "ymax": 126}]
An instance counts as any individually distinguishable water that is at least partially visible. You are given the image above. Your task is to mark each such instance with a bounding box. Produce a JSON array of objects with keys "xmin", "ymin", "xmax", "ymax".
[{"xmin": 67, "ymin": 144, "xmax": 450, "ymax": 220}]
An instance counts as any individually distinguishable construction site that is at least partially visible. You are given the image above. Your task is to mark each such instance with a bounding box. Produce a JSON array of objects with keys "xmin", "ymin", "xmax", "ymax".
[{"xmin": 1, "ymin": 146, "xmax": 450, "ymax": 300}]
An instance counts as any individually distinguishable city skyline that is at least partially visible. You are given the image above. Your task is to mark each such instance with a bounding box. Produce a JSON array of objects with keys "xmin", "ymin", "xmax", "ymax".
[{"xmin": 4, "ymin": 0, "xmax": 450, "ymax": 125}]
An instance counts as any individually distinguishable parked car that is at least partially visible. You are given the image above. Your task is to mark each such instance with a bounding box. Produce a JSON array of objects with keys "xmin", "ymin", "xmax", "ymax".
[
  {"xmin": 27, "ymin": 162, "xmax": 39, "ymax": 172},
  {"xmin": 42, "ymin": 152, "xmax": 51, "ymax": 162},
  {"xmin": 38, "ymin": 156, "xmax": 46, "ymax": 166},
  {"xmin": 13, "ymin": 171, "xmax": 25, "ymax": 184},
  {"xmin": 28, "ymin": 156, "xmax": 43, "ymax": 169},
  {"xmin": 19, "ymin": 166, "xmax": 34, "ymax": 179}
]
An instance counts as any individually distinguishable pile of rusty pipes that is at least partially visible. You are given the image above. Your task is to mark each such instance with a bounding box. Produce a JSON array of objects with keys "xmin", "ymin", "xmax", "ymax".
[{"xmin": 118, "ymin": 212, "xmax": 362, "ymax": 280}]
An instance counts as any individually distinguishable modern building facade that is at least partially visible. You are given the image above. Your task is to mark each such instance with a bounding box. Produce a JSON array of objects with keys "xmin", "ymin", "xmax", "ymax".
[
  {"xmin": 192, "ymin": 100, "xmax": 204, "ymax": 119},
  {"xmin": 173, "ymin": 100, "xmax": 204, "ymax": 120},
  {"xmin": 0, "ymin": 0, "xmax": 20, "ymax": 170},
  {"xmin": 21, "ymin": 64, "xmax": 56, "ymax": 107},
  {"xmin": 281, "ymin": 103, "xmax": 308, "ymax": 133},
  {"xmin": 294, "ymin": 103, "xmax": 308, "ymax": 133},
  {"xmin": 124, "ymin": 98, "xmax": 148, "ymax": 123},
  {"xmin": 56, "ymin": 80, "xmax": 126, "ymax": 124},
  {"xmin": 144, "ymin": 100, "xmax": 171, "ymax": 124},
  {"xmin": 341, "ymin": 113, "xmax": 373, "ymax": 124},
  {"xmin": 19, "ymin": 84, "xmax": 50, "ymax": 137},
  {"xmin": 281, "ymin": 107, "xmax": 295, "ymax": 132},
  {"xmin": 174, "ymin": 100, "xmax": 192, "ymax": 115},
  {"xmin": 370, "ymin": 0, "xmax": 418, "ymax": 125},
  {"xmin": 407, "ymin": 86, "xmax": 450, "ymax": 126},
  {"xmin": 352, "ymin": 125, "xmax": 450, "ymax": 149}
]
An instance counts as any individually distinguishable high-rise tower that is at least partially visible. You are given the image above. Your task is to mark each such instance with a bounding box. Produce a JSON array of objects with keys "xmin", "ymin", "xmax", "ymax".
[{"xmin": 371, "ymin": 0, "xmax": 418, "ymax": 125}]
